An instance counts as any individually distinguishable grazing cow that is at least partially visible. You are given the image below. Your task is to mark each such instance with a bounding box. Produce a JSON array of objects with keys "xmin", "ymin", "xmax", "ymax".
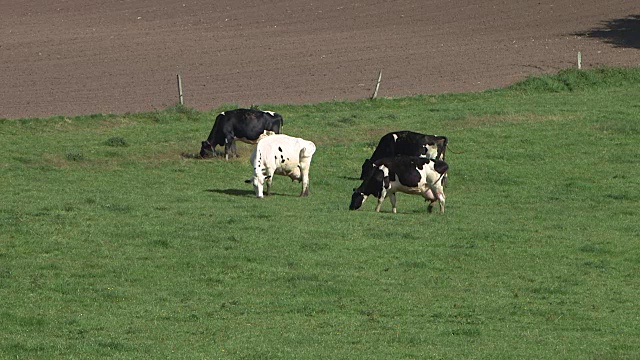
[
  {"xmin": 350, "ymin": 156, "xmax": 448, "ymax": 214},
  {"xmin": 200, "ymin": 108, "xmax": 284, "ymax": 159},
  {"xmin": 360, "ymin": 130, "xmax": 448, "ymax": 180},
  {"xmin": 245, "ymin": 134, "xmax": 316, "ymax": 198}
]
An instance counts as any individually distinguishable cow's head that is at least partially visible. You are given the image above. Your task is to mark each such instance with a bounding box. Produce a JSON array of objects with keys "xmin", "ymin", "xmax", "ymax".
[
  {"xmin": 350, "ymin": 167, "xmax": 385, "ymax": 210},
  {"xmin": 245, "ymin": 175, "xmax": 270, "ymax": 198},
  {"xmin": 200, "ymin": 141, "xmax": 214, "ymax": 158},
  {"xmin": 349, "ymin": 188, "xmax": 368, "ymax": 210}
]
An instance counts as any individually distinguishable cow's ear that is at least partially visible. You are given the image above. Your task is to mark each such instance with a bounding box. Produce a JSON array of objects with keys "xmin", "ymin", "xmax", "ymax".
[{"xmin": 244, "ymin": 179, "xmax": 252, "ymax": 184}]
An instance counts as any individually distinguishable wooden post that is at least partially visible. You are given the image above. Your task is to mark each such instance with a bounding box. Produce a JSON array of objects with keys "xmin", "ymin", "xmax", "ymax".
[
  {"xmin": 371, "ymin": 70, "xmax": 382, "ymax": 99},
  {"xmin": 177, "ymin": 74, "xmax": 184, "ymax": 105},
  {"xmin": 577, "ymin": 52, "xmax": 582, "ymax": 70}
]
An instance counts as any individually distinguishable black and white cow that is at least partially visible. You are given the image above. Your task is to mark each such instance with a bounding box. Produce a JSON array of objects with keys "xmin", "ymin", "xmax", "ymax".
[
  {"xmin": 350, "ymin": 156, "xmax": 448, "ymax": 214},
  {"xmin": 200, "ymin": 108, "xmax": 284, "ymax": 159},
  {"xmin": 360, "ymin": 130, "xmax": 448, "ymax": 180},
  {"xmin": 245, "ymin": 134, "xmax": 316, "ymax": 198}
]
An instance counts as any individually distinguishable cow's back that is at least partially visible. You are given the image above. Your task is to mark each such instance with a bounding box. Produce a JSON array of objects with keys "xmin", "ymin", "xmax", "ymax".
[
  {"xmin": 259, "ymin": 135, "xmax": 313, "ymax": 159},
  {"xmin": 369, "ymin": 131, "xmax": 408, "ymax": 161},
  {"xmin": 253, "ymin": 135, "xmax": 301, "ymax": 165},
  {"xmin": 214, "ymin": 109, "xmax": 283, "ymax": 143},
  {"xmin": 372, "ymin": 131, "xmax": 445, "ymax": 160}
]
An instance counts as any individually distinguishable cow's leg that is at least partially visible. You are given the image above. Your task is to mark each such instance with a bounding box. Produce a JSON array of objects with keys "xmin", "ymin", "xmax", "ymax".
[
  {"xmin": 374, "ymin": 193, "xmax": 387, "ymax": 212},
  {"xmin": 375, "ymin": 189, "xmax": 388, "ymax": 212},
  {"xmin": 427, "ymin": 201, "xmax": 434, "ymax": 213},
  {"xmin": 388, "ymin": 193, "xmax": 398, "ymax": 214},
  {"xmin": 423, "ymin": 188, "xmax": 443, "ymax": 214},
  {"xmin": 299, "ymin": 163, "xmax": 310, "ymax": 197},
  {"xmin": 224, "ymin": 135, "xmax": 235, "ymax": 160},
  {"xmin": 422, "ymin": 190, "xmax": 435, "ymax": 213},
  {"xmin": 265, "ymin": 174, "xmax": 273, "ymax": 196},
  {"xmin": 437, "ymin": 193, "xmax": 445, "ymax": 214},
  {"xmin": 224, "ymin": 142, "xmax": 230, "ymax": 160},
  {"xmin": 256, "ymin": 180, "xmax": 264, "ymax": 198},
  {"xmin": 374, "ymin": 197, "xmax": 384, "ymax": 212},
  {"xmin": 230, "ymin": 140, "xmax": 238, "ymax": 158}
]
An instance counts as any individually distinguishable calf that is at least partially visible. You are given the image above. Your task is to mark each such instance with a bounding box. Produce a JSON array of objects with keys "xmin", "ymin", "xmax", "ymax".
[
  {"xmin": 200, "ymin": 108, "xmax": 284, "ymax": 160},
  {"xmin": 350, "ymin": 156, "xmax": 448, "ymax": 214},
  {"xmin": 360, "ymin": 130, "xmax": 448, "ymax": 180},
  {"xmin": 245, "ymin": 134, "xmax": 316, "ymax": 198}
]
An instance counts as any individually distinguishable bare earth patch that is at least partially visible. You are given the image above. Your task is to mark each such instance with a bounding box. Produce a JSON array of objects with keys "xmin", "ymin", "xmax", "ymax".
[{"xmin": 1, "ymin": 0, "xmax": 638, "ymax": 119}]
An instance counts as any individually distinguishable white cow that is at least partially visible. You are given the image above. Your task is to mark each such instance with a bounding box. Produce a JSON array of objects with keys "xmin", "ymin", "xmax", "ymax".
[{"xmin": 245, "ymin": 134, "xmax": 316, "ymax": 198}]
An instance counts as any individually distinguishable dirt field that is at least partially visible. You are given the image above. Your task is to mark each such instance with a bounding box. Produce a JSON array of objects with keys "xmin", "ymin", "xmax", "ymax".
[{"xmin": 1, "ymin": 0, "xmax": 638, "ymax": 119}]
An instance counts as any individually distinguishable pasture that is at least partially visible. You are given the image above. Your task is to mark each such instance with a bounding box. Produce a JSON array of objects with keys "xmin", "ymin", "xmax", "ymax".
[{"xmin": 1, "ymin": 68, "xmax": 639, "ymax": 358}]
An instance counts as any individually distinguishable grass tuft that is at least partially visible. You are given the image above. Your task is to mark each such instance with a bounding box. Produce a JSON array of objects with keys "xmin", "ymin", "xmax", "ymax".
[
  {"xmin": 151, "ymin": 103, "xmax": 203, "ymax": 123},
  {"xmin": 508, "ymin": 66, "xmax": 640, "ymax": 93},
  {"xmin": 104, "ymin": 136, "xmax": 128, "ymax": 147},
  {"xmin": 65, "ymin": 151, "xmax": 85, "ymax": 161}
]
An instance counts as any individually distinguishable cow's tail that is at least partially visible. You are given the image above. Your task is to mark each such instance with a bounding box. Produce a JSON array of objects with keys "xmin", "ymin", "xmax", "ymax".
[
  {"xmin": 276, "ymin": 114, "xmax": 284, "ymax": 134},
  {"xmin": 300, "ymin": 142, "xmax": 317, "ymax": 159},
  {"xmin": 440, "ymin": 136, "xmax": 449, "ymax": 159},
  {"xmin": 299, "ymin": 147, "xmax": 309, "ymax": 161},
  {"xmin": 446, "ymin": 144, "xmax": 463, "ymax": 154}
]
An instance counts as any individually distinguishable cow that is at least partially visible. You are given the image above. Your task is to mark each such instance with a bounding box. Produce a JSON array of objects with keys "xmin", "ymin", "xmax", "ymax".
[
  {"xmin": 200, "ymin": 108, "xmax": 284, "ymax": 160},
  {"xmin": 245, "ymin": 134, "xmax": 316, "ymax": 198},
  {"xmin": 360, "ymin": 130, "xmax": 448, "ymax": 180},
  {"xmin": 350, "ymin": 156, "xmax": 448, "ymax": 214}
]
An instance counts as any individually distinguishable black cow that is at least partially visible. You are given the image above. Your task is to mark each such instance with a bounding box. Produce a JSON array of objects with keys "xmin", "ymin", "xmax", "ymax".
[
  {"xmin": 360, "ymin": 131, "xmax": 448, "ymax": 180},
  {"xmin": 350, "ymin": 156, "xmax": 448, "ymax": 214},
  {"xmin": 200, "ymin": 109, "xmax": 284, "ymax": 159}
]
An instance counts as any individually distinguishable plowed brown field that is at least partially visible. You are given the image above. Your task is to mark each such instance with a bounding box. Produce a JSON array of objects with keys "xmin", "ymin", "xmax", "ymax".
[{"xmin": 1, "ymin": 0, "xmax": 638, "ymax": 119}]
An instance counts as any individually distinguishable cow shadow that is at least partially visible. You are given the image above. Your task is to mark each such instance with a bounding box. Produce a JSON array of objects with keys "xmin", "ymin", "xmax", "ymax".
[
  {"xmin": 206, "ymin": 188, "xmax": 255, "ymax": 197},
  {"xmin": 181, "ymin": 152, "xmax": 203, "ymax": 159},
  {"xmin": 182, "ymin": 145, "xmax": 229, "ymax": 159},
  {"xmin": 182, "ymin": 151, "xmax": 223, "ymax": 159},
  {"xmin": 205, "ymin": 188, "xmax": 296, "ymax": 197},
  {"xmin": 573, "ymin": 15, "xmax": 640, "ymax": 49}
]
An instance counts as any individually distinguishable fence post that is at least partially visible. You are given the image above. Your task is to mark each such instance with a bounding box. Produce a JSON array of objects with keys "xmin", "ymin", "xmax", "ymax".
[
  {"xmin": 177, "ymin": 74, "xmax": 184, "ymax": 105},
  {"xmin": 577, "ymin": 52, "xmax": 582, "ymax": 70},
  {"xmin": 371, "ymin": 70, "xmax": 382, "ymax": 99}
]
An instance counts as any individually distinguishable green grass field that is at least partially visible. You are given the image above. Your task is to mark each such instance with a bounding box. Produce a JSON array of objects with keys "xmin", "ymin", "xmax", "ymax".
[{"xmin": 1, "ymin": 68, "xmax": 639, "ymax": 359}]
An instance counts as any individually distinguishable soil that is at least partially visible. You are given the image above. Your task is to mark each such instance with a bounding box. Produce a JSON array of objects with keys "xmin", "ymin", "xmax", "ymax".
[{"xmin": 1, "ymin": 0, "xmax": 638, "ymax": 119}]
